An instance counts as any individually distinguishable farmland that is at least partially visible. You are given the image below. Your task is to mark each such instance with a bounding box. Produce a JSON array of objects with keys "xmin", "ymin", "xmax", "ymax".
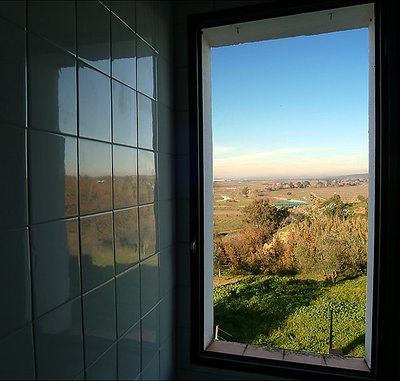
[{"xmin": 214, "ymin": 177, "xmax": 368, "ymax": 235}]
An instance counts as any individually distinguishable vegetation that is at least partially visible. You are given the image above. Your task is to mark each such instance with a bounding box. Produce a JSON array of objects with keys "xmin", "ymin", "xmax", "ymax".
[
  {"xmin": 213, "ymin": 181, "xmax": 369, "ymax": 357},
  {"xmin": 215, "ymin": 196, "xmax": 368, "ymax": 280},
  {"xmin": 214, "ymin": 275, "xmax": 366, "ymax": 357}
]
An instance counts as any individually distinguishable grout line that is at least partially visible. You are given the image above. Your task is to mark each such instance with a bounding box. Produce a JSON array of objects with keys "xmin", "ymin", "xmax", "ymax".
[
  {"xmin": 24, "ymin": 2, "xmax": 38, "ymax": 377},
  {"xmin": 75, "ymin": 0, "xmax": 88, "ymax": 376},
  {"xmin": 109, "ymin": 5, "xmax": 120, "ymax": 378}
]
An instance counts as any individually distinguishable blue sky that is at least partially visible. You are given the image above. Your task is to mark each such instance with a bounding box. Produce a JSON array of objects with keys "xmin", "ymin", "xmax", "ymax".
[{"xmin": 211, "ymin": 28, "xmax": 369, "ymax": 179}]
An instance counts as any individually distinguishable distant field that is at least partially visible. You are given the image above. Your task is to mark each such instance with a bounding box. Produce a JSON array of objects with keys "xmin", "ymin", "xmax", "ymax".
[{"xmin": 214, "ymin": 179, "xmax": 368, "ymax": 234}]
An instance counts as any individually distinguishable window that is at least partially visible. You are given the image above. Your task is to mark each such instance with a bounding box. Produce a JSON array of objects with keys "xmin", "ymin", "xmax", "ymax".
[{"xmin": 187, "ymin": 1, "xmax": 392, "ymax": 379}]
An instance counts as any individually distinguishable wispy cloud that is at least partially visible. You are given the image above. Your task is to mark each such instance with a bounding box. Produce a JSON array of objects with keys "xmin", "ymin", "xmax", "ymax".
[
  {"xmin": 214, "ymin": 146, "xmax": 321, "ymax": 163},
  {"xmin": 213, "ymin": 147, "xmax": 368, "ymax": 178},
  {"xmin": 213, "ymin": 145, "xmax": 236, "ymax": 155}
]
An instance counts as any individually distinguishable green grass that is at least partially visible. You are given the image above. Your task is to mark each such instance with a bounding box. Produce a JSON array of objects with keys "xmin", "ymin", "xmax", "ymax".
[{"xmin": 214, "ymin": 275, "xmax": 366, "ymax": 357}]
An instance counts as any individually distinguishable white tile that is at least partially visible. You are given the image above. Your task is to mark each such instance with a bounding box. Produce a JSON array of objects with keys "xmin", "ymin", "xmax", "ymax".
[
  {"xmin": 160, "ymin": 292, "xmax": 175, "ymax": 342},
  {"xmin": 158, "ymin": 103, "xmax": 174, "ymax": 154},
  {"xmin": 140, "ymin": 254, "xmax": 160, "ymax": 316},
  {"xmin": 158, "ymin": 153, "xmax": 174, "ymax": 201},
  {"xmin": 160, "ymin": 337, "xmax": 176, "ymax": 380},
  {"xmin": 157, "ymin": 57, "xmax": 173, "ymax": 108},
  {"xmin": 155, "ymin": 0, "xmax": 173, "ymax": 61},
  {"xmin": 141, "ymin": 351, "xmax": 160, "ymax": 380},
  {"xmin": 141, "ymin": 305, "xmax": 160, "ymax": 371},
  {"xmin": 159, "ymin": 246, "xmax": 175, "ymax": 295}
]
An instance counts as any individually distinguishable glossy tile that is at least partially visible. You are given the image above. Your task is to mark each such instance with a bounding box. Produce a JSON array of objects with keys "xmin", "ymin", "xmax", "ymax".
[
  {"xmin": 142, "ymin": 351, "xmax": 159, "ymax": 381},
  {"xmin": 28, "ymin": 1, "xmax": 76, "ymax": 53},
  {"xmin": 0, "ymin": 126, "xmax": 27, "ymax": 229},
  {"xmin": 0, "ymin": 1, "xmax": 25, "ymax": 28},
  {"xmin": 0, "ymin": 20, "xmax": 25, "ymax": 127},
  {"xmin": 139, "ymin": 204, "xmax": 158, "ymax": 261},
  {"xmin": 83, "ymin": 280, "xmax": 116, "ymax": 367},
  {"xmin": 78, "ymin": 64, "xmax": 111, "ymax": 142},
  {"xmin": 158, "ymin": 153, "xmax": 173, "ymax": 201},
  {"xmin": 86, "ymin": 343, "xmax": 117, "ymax": 380},
  {"xmin": 0, "ymin": 229, "xmax": 31, "ymax": 338},
  {"xmin": 80, "ymin": 212, "xmax": 114, "ymax": 292},
  {"xmin": 28, "ymin": 34, "xmax": 77, "ymax": 135},
  {"xmin": 31, "ymin": 218, "xmax": 80, "ymax": 317},
  {"xmin": 159, "ymin": 337, "xmax": 174, "ymax": 380},
  {"xmin": 112, "ymin": 16, "xmax": 136, "ymax": 89},
  {"xmin": 154, "ymin": 0, "xmax": 173, "ymax": 61},
  {"xmin": 140, "ymin": 202, "xmax": 158, "ymax": 258},
  {"xmin": 112, "ymin": 1, "xmax": 135, "ymax": 31},
  {"xmin": 116, "ymin": 265, "xmax": 140, "ymax": 337},
  {"xmin": 73, "ymin": 372, "xmax": 85, "ymax": 380},
  {"xmin": 138, "ymin": 94, "xmax": 156, "ymax": 150},
  {"xmin": 138, "ymin": 150, "xmax": 156, "ymax": 204},
  {"xmin": 157, "ymin": 57, "xmax": 173, "ymax": 108},
  {"xmin": 79, "ymin": 139, "xmax": 112, "ymax": 214},
  {"xmin": 136, "ymin": 1, "xmax": 155, "ymax": 46},
  {"xmin": 118, "ymin": 322, "xmax": 141, "ymax": 380},
  {"xmin": 159, "ymin": 201, "xmax": 175, "ymax": 251},
  {"xmin": 140, "ymin": 254, "xmax": 159, "ymax": 316},
  {"xmin": 112, "ymin": 80, "xmax": 137, "ymax": 146},
  {"xmin": 0, "ymin": 324, "xmax": 35, "ymax": 380},
  {"xmin": 29, "ymin": 131, "xmax": 78, "ymax": 223},
  {"xmin": 137, "ymin": 39, "xmax": 156, "ymax": 99},
  {"xmin": 157, "ymin": 103, "xmax": 173, "ymax": 154},
  {"xmin": 159, "ymin": 246, "xmax": 174, "ymax": 298},
  {"xmin": 160, "ymin": 292, "xmax": 174, "ymax": 343},
  {"xmin": 34, "ymin": 298, "xmax": 84, "ymax": 380},
  {"xmin": 100, "ymin": 0, "xmax": 111, "ymax": 10},
  {"xmin": 114, "ymin": 208, "xmax": 139, "ymax": 273},
  {"xmin": 77, "ymin": 0, "xmax": 110, "ymax": 74},
  {"xmin": 114, "ymin": 145, "xmax": 137, "ymax": 208},
  {"xmin": 141, "ymin": 304, "xmax": 159, "ymax": 370}
]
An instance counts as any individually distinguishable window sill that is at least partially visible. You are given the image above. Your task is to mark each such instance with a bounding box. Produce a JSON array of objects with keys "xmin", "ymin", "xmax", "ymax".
[{"xmin": 206, "ymin": 341, "xmax": 371, "ymax": 372}]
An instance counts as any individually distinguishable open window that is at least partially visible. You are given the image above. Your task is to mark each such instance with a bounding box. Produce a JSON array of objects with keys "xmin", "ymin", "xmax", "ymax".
[{"xmin": 188, "ymin": 1, "xmax": 387, "ymax": 380}]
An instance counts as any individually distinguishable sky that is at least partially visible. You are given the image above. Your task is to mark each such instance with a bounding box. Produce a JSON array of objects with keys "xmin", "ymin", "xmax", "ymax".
[{"xmin": 211, "ymin": 28, "xmax": 369, "ymax": 179}]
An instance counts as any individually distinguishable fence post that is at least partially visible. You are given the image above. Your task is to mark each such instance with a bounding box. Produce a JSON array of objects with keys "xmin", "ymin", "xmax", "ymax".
[{"xmin": 329, "ymin": 309, "xmax": 333, "ymax": 351}]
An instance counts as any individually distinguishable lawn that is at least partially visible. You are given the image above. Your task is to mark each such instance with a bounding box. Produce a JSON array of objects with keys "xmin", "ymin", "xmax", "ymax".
[{"xmin": 214, "ymin": 275, "xmax": 366, "ymax": 357}]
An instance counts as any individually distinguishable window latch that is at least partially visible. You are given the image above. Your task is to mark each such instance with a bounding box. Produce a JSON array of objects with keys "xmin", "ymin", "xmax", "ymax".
[{"xmin": 190, "ymin": 241, "xmax": 197, "ymax": 255}]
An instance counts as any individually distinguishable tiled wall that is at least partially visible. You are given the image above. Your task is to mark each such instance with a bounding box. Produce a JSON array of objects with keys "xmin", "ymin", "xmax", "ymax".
[{"xmin": 0, "ymin": 1, "xmax": 175, "ymax": 380}]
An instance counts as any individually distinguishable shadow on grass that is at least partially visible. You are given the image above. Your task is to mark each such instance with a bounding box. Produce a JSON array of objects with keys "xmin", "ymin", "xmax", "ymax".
[
  {"xmin": 214, "ymin": 276, "xmax": 332, "ymax": 344},
  {"xmin": 342, "ymin": 333, "xmax": 365, "ymax": 356}
]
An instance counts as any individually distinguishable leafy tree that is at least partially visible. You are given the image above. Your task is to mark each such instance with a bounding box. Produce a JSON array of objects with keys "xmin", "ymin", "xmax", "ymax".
[
  {"xmin": 214, "ymin": 232, "xmax": 228, "ymax": 274},
  {"xmin": 322, "ymin": 194, "xmax": 353, "ymax": 219},
  {"xmin": 288, "ymin": 214, "xmax": 368, "ymax": 279},
  {"xmin": 222, "ymin": 226, "xmax": 270, "ymax": 274},
  {"xmin": 241, "ymin": 186, "xmax": 250, "ymax": 197},
  {"xmin": 243, "ymin": 199, "xmax": 289, "ymax": 235}
]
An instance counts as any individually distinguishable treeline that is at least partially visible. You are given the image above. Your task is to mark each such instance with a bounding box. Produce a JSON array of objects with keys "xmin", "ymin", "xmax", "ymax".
[{"xmin": 214, "ymin": 196, "xmax": 368, "ymax": 281}]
